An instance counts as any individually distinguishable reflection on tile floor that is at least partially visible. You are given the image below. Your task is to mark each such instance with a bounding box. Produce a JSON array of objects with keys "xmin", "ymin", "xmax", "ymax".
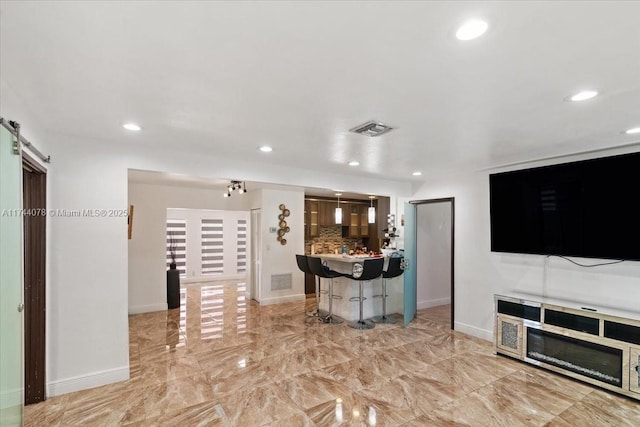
[{"xmin": 25, "ymin": 280, "xmax": 640, "ymax": 426}]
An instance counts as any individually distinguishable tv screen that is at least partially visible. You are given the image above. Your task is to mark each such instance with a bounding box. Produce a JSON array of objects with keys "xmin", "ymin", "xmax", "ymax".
[{"xmin": 490, "ymin": 152, "xmax": 640, "ymax": 261}]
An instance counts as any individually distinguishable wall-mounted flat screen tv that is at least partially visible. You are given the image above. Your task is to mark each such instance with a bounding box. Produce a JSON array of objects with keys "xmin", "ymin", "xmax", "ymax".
[{"xmin": 490, "ymin": 151, "xmax": 640, "ymax": 261}]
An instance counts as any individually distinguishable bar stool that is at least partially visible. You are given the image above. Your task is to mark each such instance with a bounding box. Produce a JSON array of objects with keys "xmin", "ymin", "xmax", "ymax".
[
  {"xmin": 295, "ymin": 254, "xmax": 328, "ymax": 318},
  {"xmin": 307, "ymin": 256, "xmax": 345, "ymax": 324},
  {"xmin": 371, "ymin": 257, "xmax": 403, "ymax": 324},
  {"xmin": 346, "ymin": 258, "xmax": 385, "ymax": 330}
]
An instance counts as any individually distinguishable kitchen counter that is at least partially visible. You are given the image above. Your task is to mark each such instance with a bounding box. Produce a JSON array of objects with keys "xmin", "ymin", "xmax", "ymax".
[{"xmin": 308, "ymin": 254, "xmax": 403, "ymax": 322}]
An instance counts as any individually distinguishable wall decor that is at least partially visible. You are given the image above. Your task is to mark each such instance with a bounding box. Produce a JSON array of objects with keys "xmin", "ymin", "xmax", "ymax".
[{"xmin": 277, "ymin": 204, "xmax": 291, "ymax": 245}]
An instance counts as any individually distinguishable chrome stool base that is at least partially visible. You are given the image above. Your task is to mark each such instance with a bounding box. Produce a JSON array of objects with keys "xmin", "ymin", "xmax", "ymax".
[
  {"xmin": 347, "ymin": 319, "xmax": 375, "ymax": 329},
  {"xmin": 306, "ymin": 309, "xmax": 329, "ymax": 318},
  {"xmin": 322, "ymin": 314, "xmax": 344, "ymax": 325},
  {"xmin": 370, "ymin": 314, "xmax": 398, "ymax": 324}
]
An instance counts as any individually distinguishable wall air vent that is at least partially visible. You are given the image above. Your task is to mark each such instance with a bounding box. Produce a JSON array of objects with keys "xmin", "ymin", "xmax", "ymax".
[{"xmin": 349, "ymin": 120, "xmax": 394, "ymax": 137}]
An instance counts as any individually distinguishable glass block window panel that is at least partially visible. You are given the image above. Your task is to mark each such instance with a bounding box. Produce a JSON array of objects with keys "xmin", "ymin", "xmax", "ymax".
[
  {"xmin": 501, "ymin": 321, "xmax": 519, "ymax": 350},
  {"xmin": 167, "ymin": 218, "xmax": 187, "ymax": 278},
  {"xmin": 201, "ymin": 219, "xmax": 224, "ymax": 275},
  {"xmin": 237, "ymin": 219, "xmax": 247, "ymax": 273}
]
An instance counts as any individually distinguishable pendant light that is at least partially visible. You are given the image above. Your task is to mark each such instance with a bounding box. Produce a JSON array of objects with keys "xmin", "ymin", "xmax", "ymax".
[
  {"xmin": 368, "ymin": 196, "xmax": 376, "ymax": 224},
  {"xmin": 335, "ymin": 193, "xmax": 343, "ymax": 224}
]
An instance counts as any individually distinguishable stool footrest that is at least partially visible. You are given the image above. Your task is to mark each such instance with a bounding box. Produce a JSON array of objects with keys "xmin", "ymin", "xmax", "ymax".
[
  {"xmin": 372, "ymin": 294, "xmax": 388, "ymax": 298},
  {"xmin": 331, "ymin": 295, "xmax": 342, "ymax": 300},
  {"xmin": 349, "ymin": 296, "xmax": 367, "ymax": 302},
  {"xmin": 319, "ymin": 290, "xmax": 329, "ymax": 295}
]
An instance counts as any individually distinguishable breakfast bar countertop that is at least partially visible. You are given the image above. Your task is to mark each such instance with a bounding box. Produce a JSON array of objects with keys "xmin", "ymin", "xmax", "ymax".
[{"xmin": 309, "ymin": 254, "xmax": 384, "ymax": 263}]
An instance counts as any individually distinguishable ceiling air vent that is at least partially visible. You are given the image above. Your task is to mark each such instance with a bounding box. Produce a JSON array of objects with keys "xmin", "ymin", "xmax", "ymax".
[{"xmin": 349, "ymin": 120, "xmax": 394, "ymax": 137}]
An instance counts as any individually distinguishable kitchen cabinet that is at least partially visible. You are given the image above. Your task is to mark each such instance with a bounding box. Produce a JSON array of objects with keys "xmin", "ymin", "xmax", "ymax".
[
  {"xmin": 319, "ymin": 201, "xmax": 349, "ymax": 226},
  {"xmin": 360, "ymin": 205, "xmax": 369, "ymax": 237},
  {"xmin": 307, "ymin": 200, "xmax": 319, "ymax": 237},
  {"xmin": 349, "ymin": 205, "xmax": 359, "ymax": 237},
  {"xmin": 319, "ymin": 201, "xmax": 334, "ymax": 226}
]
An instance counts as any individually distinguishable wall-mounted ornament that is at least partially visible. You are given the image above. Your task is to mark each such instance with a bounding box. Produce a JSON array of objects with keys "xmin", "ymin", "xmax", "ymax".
[{"xmin": 277, "ymin": 204, "xmax": 291, "ymax": 245}]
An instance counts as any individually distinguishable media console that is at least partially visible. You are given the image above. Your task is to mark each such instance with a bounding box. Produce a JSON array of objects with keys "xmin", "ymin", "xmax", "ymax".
[{"xmin": 494, "ymin": 294, "xmax": 640, "ymax": 400}]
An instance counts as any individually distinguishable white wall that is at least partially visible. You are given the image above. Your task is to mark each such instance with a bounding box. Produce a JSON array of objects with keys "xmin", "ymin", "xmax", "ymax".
[
  {"xmin": 258, "ymin": 188, "xmax": 305, "ymax": 305},
  {"xmin": 128, "ymin": 182, "xmax": 254, "ymax": 313},
  {"xmin": 411, "ymin": 147, "xmax": 640, "ymax": 341},
  {"xmin": 416, "ymin": 202, "xmax": 451, "ymax": 309},
  {"xmin": 45, "ymin": 138, "xmax": 130, "ymax": 396}
]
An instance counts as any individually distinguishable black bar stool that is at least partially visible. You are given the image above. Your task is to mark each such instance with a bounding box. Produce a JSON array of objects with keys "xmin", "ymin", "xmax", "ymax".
[
  {"xmin": 307, "ymin": 256, "xmax": 345, "ymax": 324},
  {"xmin": 372, "ymin": 257, "xmax": 403, "ymax": 324},
  {"xmin": 295, "ymin": 254, "xmax": 328, "ymax": 318},
  {"xmin": 346, "ymin": 258, "xmax": 385, "ymax": 330}
]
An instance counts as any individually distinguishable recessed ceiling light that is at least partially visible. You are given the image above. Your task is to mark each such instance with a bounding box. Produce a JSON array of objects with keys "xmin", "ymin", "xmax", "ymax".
[
  {"xmin": 412, "ymin": 171, "xmax": 422, "ymax": 176},
  {"xmin": 624, "ymin": 127, "xmax": 640, "ymax": 135},
  {"xmin": 456, "ymin": 19, "xmax": 488, "ymax": 41},
  {"xmin": 348, "ymin": 161, "xmax": 360, "ymax": 166},
  {"xmin": 569, "ymin": 90, "xmax": 598, "ymax": 102},
  {"xmin": 259, "ymin": 145, "xmax": 273, "ymax": 152},
  {"xmin": 123, "ymin": 123, "xmax": 141, "ymax": 131}
]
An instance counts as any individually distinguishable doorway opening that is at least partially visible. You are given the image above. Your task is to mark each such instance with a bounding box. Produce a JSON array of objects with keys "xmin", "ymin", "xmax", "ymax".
[
  {"xmin": 414, "ymin": 198, "xmax": 454, "ymax": 329},
  {"xmin": 23, "ymin": 153, "xmax": 47, "ymax": 404}
]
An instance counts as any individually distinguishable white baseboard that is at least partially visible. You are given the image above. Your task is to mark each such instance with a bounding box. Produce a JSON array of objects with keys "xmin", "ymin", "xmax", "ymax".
[
  {"xmin": 417, "ymin": 297, "xmax": 451, "ymax": 310},
  {"xmin": 128, "ymin": 303, "xmax": 167, "ymax": 314},
  {"xmin": 454, "ymin": 321, "xmax": 493, "ymax": 342},
  {"xmin": 258, "ymin": 294, "xmax": 306, "ymax": 306},
  {"xmin": 47, "ymin": 365, "xmax": 129, "ymax": 397}
]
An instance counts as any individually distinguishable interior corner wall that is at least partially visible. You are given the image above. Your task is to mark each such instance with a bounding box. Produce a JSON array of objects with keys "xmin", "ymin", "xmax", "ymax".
[
  {"xmin": 45, "ymin": 138, "xmax": 130, "ymax": 396},
  {"xmin": 411, "ymin": 150, "xmax": 640, "ymax": 342},
  {"xmin": 258, "ymin": 188, "xmax": 305, "ymax": 305},
  {"xmin": 127, "ymin": 182, "xmax": 253, "ymax": 314}
]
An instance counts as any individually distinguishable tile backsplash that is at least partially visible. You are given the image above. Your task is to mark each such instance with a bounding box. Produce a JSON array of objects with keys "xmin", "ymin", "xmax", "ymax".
[{"xmin": 305, "ymin": 225, "xmax": 359, "ymax": 255}]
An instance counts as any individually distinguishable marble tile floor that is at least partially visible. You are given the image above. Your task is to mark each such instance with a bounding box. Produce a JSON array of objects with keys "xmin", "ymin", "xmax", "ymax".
[{"xmin": 25, "ymin": 281, "xmax": 640, "ymax": 426}]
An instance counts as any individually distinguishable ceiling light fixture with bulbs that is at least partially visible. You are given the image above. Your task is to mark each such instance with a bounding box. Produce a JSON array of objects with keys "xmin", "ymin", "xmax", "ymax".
[{"xmin": 223, "ymin": 180, "xmax": 247, "ymax": 198}]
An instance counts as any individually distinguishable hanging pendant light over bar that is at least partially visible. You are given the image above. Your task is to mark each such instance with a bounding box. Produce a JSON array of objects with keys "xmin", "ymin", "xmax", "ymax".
[
  {"xmin": 368, "ymin": 196, "xmax": 376, "ymax": 224},
  {"xmin": 335, "ymin": 193, "xmax": 343, "ymax": 224}
]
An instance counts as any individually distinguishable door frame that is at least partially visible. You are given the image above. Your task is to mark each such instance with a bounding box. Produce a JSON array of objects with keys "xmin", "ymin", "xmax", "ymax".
[
  {"xmin": 22, "ymin": 152, "xmax": 47, "ymax": 404},
  {"xmin": 410, "ymin": 197, "xmax": 455, "ymax": 329},
  {"xmin": 250, "ymin": 209, "xmax": 261, "ymax": 301}
]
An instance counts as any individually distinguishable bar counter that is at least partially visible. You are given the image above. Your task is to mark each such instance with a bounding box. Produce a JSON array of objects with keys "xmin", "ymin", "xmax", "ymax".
[{"xmin": 309, "ymin": 254, "xmax": 403, "ymax": 322}]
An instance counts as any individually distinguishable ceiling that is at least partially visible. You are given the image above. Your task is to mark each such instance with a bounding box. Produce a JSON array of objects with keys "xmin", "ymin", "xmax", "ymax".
[
  {"xmin": 128, "ymin": 169, "xmax": 374, "ymax": 200},
  {"xmin": 1, "ymin": 1, "xmax": 639, "ymax": 184}
]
